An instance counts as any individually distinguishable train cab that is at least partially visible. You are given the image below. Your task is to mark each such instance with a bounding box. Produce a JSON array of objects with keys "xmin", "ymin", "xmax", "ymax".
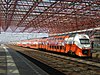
[{"xmin": 65, "ymin": 34, "xmax": 91, "ymax": 57}]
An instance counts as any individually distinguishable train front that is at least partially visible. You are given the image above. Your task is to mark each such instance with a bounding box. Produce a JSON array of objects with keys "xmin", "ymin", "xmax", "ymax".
[{"xmin": 74, "ymin": 34, "xmax": 91, "ymax": 57}]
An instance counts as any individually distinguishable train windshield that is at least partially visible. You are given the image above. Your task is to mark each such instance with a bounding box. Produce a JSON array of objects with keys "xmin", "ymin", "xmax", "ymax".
[{"xmin": 80, "ymin": 39, "xmax": 90, "ymax": 44}]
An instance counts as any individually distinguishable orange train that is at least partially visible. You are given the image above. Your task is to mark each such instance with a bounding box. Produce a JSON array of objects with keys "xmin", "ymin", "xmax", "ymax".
[{"xmin": 17, "ymin": 34, "xmax": 92, "ymax": 57}]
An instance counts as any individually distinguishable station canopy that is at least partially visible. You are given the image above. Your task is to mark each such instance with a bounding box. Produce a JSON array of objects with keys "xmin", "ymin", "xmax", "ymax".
[{"xmin": 0, "ymin": 0, "xmax": 100, "ymax": 34}]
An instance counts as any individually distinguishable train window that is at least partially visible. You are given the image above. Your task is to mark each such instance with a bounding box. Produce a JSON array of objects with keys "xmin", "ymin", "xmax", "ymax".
[
  {"xmin": 53, "ymin": 46, "xmax": 56, "ymax": 49},
  {"xmin": 50, "ymin": 46, "xmax": 51, "ymax": 48},
  {"xmin": 63, "ymin": 47, "xmax": 66, "ymax": 50},
  {"xmin": 80, "ymin": 39, "xmax": 90, "ymax": 44},
  {"xmin": 54, "ymin": 46, "xmax": 56, "ymax": 49},
  {"xmin": 51, "ymin": 46, "xmax": 52, "ymax": 48},
  {"xmin": 60, "ymin": 38, "xmax": 63, "ymax": 40},
  {"xmin": 49, "ymin": 46, "xmax": 51, "ymax": 48},
  {"xmin": 52, "ymin": 46, "xmax": 53, "ymax": 48},
  {"xmin": 52, "ymin": 46, "xmax": 55, "ymax": 49},
  {"xmin": 57, "ymin": 46, "xmax": 59, "ymax": 49}
]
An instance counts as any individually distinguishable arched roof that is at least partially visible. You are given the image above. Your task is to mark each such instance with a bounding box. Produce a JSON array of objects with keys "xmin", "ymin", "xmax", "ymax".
[{"xmin": 0, "ymin": 0, "xmax": 100, "ymax": 33}]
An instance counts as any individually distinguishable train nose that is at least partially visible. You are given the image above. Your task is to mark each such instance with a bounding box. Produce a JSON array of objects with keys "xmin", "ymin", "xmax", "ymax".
[{"xmin": 82, "ymin": 45, "xmax": 91, "ymax": 49}]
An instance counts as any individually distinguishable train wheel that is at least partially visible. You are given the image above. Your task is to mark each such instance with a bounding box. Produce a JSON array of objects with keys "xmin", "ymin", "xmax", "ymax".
[{"xmin": 68, "ymin": 50, "xmax": 75, "ymax": 56}]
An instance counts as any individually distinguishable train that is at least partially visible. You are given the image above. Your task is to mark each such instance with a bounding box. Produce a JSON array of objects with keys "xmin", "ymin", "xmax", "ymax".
[{"xmin": 16, "ymin": 34, "xmax": 92, "ymax": 57}]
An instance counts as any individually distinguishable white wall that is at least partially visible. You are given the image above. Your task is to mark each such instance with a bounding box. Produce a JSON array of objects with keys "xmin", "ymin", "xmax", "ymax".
[{"xmin": 0, "ymin": 32, "xmax": 48, "ymax": 43}]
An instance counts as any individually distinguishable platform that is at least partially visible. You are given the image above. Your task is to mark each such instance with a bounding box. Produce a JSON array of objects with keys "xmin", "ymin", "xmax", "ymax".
[
  {"xmin": 0, "ymin": 45, "xmax": 49, "ymax": 75},
  {"xmin": 0, "ymin": 45, "xmax": 19, "ymax": 75}
]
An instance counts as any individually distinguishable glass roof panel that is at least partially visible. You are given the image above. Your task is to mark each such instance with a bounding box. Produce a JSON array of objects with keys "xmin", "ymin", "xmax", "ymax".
[{"xmin": 42, "ymin": 0, "xmax": 56, "ymax": 2}]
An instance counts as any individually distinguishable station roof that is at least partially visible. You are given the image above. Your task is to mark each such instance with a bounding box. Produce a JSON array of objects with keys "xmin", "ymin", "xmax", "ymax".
[{"xmin": 0, "ymin": 0, "xmax": 100, "ymax": 34}]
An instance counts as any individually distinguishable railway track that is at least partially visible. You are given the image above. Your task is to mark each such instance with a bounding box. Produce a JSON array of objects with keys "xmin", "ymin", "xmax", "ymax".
[
  {"xmin": 83, "ymin": 57, "xmax": 100, "ymax": 63},
  {"xmin": 8, "ymin": 45, "xmax": 100, "ymax": 75}
]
